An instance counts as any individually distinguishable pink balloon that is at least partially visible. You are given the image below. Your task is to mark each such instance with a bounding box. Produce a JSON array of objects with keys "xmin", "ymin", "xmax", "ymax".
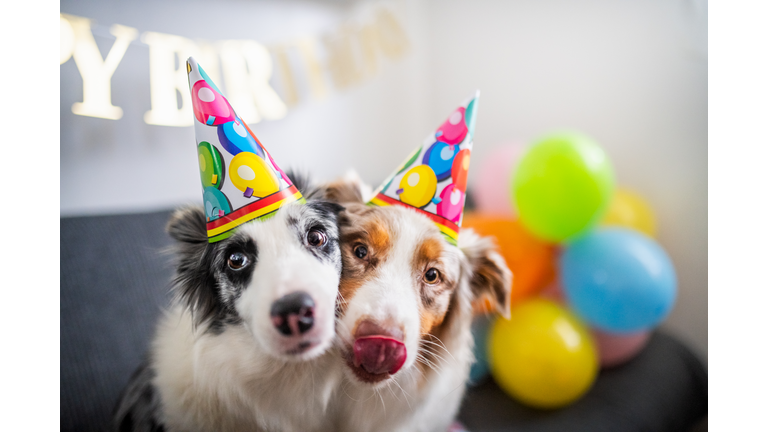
[
  {"xmin": 591, "ymin": 328, "xmax": 651, "ymax": 368},
  {"xmin": 436, "ymin": 184, "xmax": 465, "ymax": 222},
  {"xmin": 436, "ymin": 107, "xmax": 468, "ymax": 145},
  {"xmin": 473, "ymin": 143, "xmax": 524, "ymax": 216},
  {"xmin": 191, "ymin": 80, "xmax": 234, "ymax": 126}
]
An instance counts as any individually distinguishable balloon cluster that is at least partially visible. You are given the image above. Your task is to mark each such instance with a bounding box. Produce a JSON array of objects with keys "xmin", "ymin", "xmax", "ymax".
[{"xmin": 466, "ymin": 133, "xmax": 677, "ymax": 409}]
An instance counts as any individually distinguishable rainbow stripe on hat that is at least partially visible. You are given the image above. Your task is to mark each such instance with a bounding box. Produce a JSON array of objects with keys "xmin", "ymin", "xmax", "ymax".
[
  {"xmin": 369, "ymin": 192, "xmax": 460, "ymax": 244},
  {"xmin": 368, "ymin": 92, "xmax": 479, "ymax": 245},
  {"xmin": 186, "ymin": 57, "xmax": 304, "ymax": 242}
]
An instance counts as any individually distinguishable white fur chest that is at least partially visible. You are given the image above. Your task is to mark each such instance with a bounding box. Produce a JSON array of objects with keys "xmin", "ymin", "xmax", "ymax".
[
  {"xmin": 330, "ymin": 323, "xmax": 475, "ymax": 432},
  {"xmin": 151, "ymin": 308, "xmax": 343, "ymax": 432}
]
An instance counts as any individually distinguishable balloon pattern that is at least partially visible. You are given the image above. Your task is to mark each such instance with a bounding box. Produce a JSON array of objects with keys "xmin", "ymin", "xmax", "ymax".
[
  {"xmin": 203, "ymin": 186, "xmax": 232, "ymax": 221},
  {"xmin": 186, "ymin": 57, "xmax": 303, "ymax": 243},
  {"xmin": 198, "ymin": 141, "xmax": 225, "ymax": 190},
  {"xmin": 436, "ymin": 184, "xmax": 465, "ymax": 222},
  {"xmin": 422, "ymin": 141, "xmax": 459, "ymax": 181},
  {"xmin": 369, "ymin": 93, "xmax": 479, "ymax": 245},
  {"xmin": 451, "ymin": 148, "xmax": 471, "ymax": 192},
  {"xmin": 218, "ymin": 117, "xmax": 265, "ymax": 158},
  {"xmin": 436, "ymin": 107, "xmax": 468, "ymax": 145},
  {"xmin": 266, "ymin": 149, "xmax": 292, "ymax": 186},
  {"xmin": 191, "ymin": 79, "xmax": 235, "ymax": 126},
  {"xmin": 398, "ymin": 165, "xmax": 438, "ymax": 208},
  {"xmin": 229, "ymin": 152, "xmax": 281, "ymax": 198}
]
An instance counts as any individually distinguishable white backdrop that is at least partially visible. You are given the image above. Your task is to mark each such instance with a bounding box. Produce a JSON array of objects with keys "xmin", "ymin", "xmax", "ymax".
[{"xmin": 60, "ymin": 0, "xmax": 707, "ymax": 360}]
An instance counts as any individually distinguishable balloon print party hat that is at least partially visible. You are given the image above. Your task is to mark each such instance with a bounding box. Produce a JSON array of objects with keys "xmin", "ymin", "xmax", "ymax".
[
  {"xmin": 369, "ymin": 92, "xmax": 479, "ymax": 245},
  {"xmin": 186, "ymin": 57, "xmax": 304, "ymax": 242}
]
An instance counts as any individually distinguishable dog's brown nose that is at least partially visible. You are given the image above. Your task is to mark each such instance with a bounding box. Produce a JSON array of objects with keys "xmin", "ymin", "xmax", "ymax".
[{"xmin": 270, "ymin": 292, "xmax": 315, "ymax": 336}]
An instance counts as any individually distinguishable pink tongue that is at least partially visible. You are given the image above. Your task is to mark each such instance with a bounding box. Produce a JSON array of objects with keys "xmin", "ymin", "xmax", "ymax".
[{"xmin": 353, "ymin": 336, "xmax": 407, "ymax": 375}]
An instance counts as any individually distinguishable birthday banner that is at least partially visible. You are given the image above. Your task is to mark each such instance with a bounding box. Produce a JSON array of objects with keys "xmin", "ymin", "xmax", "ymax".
[{"xmin": 60, "ymin": 7, "xmax": 409, "ymax": 126}]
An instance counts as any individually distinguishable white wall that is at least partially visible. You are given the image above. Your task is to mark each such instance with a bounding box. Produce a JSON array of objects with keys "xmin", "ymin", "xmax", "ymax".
[{"xmin": 60, "ymin": 0, "xmax": 707, "ymax": 360}]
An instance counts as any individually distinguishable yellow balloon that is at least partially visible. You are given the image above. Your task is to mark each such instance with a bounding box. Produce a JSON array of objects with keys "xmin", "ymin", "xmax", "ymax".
[
  {"xmin": 229, "ymin": 152, "xmax": 280, "ymax": 197},
  {"xmin": 398, "ymin": 165, "xmax": 438, "ymax": 207},
  {"xmin": 488, "ymin": 299, "xmax": 598, "ymax": 409},
  {"xmin": 601, "ymin": 188, "xmax": 657, "ymax": 237}
]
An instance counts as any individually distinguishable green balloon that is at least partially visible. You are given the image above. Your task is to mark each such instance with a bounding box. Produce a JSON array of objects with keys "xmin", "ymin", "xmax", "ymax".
[{"xmin": 512, "ymin": 133, "xmax": 614, "ymax": 243}]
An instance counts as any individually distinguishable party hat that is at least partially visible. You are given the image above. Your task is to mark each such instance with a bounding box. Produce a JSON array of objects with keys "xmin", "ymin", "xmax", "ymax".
[
  {"xmin": 369, "ymin": 92, "xmax": 479, "ymax": 245},
  {"xmin": 186, "ymin": 57, "xmax": 304, "ymax": 242}
]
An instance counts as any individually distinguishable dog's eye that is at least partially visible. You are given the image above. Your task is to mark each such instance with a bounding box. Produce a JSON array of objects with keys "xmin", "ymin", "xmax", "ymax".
[
  {"xmin": 227, "ymin": 252, "xmax": 249, "ymax": 270},
  {"xmin": 423, "ymin": 268, "xmax": 441, "ymax": 284},
  {"xmin": 307, "ymin": 229, "xmax": 327, "ymax": 247},
  {"xmin": 354, "ymin": 244, "xmax": 368, "ymax": 260}
]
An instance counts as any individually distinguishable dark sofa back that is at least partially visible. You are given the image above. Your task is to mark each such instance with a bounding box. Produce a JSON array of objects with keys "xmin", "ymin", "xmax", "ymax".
[{"xmin": 61, "ymin": 210, "xmax": 175, "ymax": 432}]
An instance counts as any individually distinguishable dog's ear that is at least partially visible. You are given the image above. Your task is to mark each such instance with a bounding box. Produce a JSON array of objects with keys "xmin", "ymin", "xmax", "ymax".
[
  {"xmin": 310, "ymin": 200, "xmax": 346, "ymax": 217},
  {"xmin": 167, "ymin": 206, "xmax": 208, "ymax": 244},
  {"xmin": 317, "ymin": 170, "xmax": 370, "ymax": 204},
  {"xmin": 284, "ymin": 169, "xmax": 328, "ymax": 201},
  {"xmin": 459, "ymin": 229, "xmax": 513, "ymax": 319},
  {"xmin": 166, "ymin": 207, "xmax": 221, "ymax": 327}
]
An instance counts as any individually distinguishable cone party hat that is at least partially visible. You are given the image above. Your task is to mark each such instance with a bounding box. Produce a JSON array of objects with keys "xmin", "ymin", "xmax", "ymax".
[
  {"xmin": 369, "ymin": 92, "xmax": 479, "ymax": 245},
  {"xmin": 186, "ymin": 57, "xmax": 304, "ymax": 242}
]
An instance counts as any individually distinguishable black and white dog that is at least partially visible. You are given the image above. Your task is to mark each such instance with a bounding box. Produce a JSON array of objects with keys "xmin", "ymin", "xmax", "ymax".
[{"xmin": 112, "ymin": 175, "xmax": 346, "ymax": 432}]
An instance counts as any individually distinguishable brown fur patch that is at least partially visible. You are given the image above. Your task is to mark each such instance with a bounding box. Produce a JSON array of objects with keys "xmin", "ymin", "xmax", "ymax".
[
  {"xmin": 470, "ymin": 255, "xmax": 511, "ymax": 317},
  {"xmin": 336, "ymin": 205, "xmax": 393, "ymax": 316},
  {"xmin": 366, "ymin": 222, "xmax": 390, "ymax": 257},
  {"xmin": 323, "ymin": 178, "xmax": 364, "ymax": 204},
  {"xmin": 416, "ymin": 290, "xmax": 462, "ymax": 387},
  {"xmin": 413, "ymin": 236, "xmax": 456, "ymax": 336},
  {"xmin": 414, "ymin": 237, "xmax": 444, "ymax": 269},
  {"xmin": 418, "ymin": 310, "xmax": 445, "ymax": 336}
]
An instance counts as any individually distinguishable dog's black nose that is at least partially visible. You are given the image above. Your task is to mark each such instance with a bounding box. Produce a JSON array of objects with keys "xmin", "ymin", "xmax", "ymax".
[{"xmin": 270, "ymin": 292, "xmax": 315, "ymax": 336}]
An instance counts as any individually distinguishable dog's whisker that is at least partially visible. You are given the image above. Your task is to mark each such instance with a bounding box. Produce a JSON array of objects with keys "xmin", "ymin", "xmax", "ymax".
[
  {"xmin": 419, "ymin": 345, "xmax": 451, "ymax": 366},
  {"xmin": 385, "ymin": 382, "xmax": 403, "ymax": 408},
  {"xmin": 415, "ymin": 353, "xmax": 446, "ymax": 376},
  {"xmin": 420, "ymin": 338, "xmax": 457, "ymax": 364},
  {"xmin": 391, "ymin": 378, "xmax": 413, "ymax": 411},
  {"xmin": 375, "ymin": 387, "xmax": 386, "ymax": 413},
  {"xmin": 342, "ymin": 381, "xmax": 362, "ymax": 402}
]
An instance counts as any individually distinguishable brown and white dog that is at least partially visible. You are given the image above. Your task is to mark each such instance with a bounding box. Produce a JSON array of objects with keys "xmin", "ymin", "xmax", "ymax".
[{"xmin": 319, "ymin": 173, "xmax": 513, "ymax": 432}]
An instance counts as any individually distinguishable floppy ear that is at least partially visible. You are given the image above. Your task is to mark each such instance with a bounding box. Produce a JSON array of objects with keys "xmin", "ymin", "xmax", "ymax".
[
  {"xmin": 166, "ymin": 207, "xmax": 221, "ymax": 326},
  {"xmin": 317, "ymin": 170, "xmax": 370, "ymax": 204},
  {"xmin": 167, "ymin": 206, "xmax": 208, "ymax": 244},
  {"xmin": 459, "ymin": 228, "xmax": 513, "ymax": 319}
]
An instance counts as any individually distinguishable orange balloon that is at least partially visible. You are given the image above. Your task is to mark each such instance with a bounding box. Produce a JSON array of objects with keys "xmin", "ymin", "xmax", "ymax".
[{"xmin": 463, "ymin": 213, "xmax": 557, "ymax": 313}]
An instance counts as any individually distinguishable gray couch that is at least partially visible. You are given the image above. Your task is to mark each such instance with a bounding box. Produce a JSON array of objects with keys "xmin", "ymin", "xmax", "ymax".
[{"xmin": 61, "ymin": 210, "xmax": 707, "ymax": 431}]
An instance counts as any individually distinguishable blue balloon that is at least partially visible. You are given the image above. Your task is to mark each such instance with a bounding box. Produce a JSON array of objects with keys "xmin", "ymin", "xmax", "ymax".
[
  {"xmin": 203, "ymin": 186, "xmax": 232, "ymax": 221},
  {"xmin": 217, "ymin": 117, "xmax": 264, "ymax": 157},
  {"xmin": 422, "ymin": 141, "xmax": 458, "ymax": 181},
  {"xmin": 468, "ymin": 315, "xmax": 493, "ymax": 385},
  {"xmin": 560, "ymin": 228, "xmax": 677, "ymax": 333}
]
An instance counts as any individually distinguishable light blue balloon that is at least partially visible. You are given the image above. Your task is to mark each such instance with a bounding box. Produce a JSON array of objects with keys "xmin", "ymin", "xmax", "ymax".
[
  {"xmin": 560, "ymin": 227, "xmax": 677, "ymax": 333},
  {"xmin": 468, "ymin": 315, "xmax": 493, "ymax": 385}
]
